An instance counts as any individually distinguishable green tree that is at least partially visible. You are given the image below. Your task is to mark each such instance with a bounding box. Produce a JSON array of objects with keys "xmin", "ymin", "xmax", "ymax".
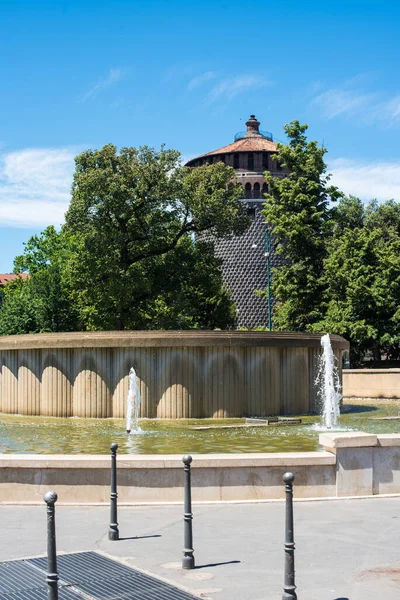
[
  {"xmin": 0, "ymin": 227, "xmax": 79, "ymax": 335},
  {"xmin": 131, "ymin": 239, "xmax": 236, "ymax": 329},
  {"xmin": 311, "ymin": 197, "xmax": 400, "ymax": 364},
  {"xmin": 0, "ymin": 278, "xmax": 39, "ymax": 335},
  {"xmin": 63, "ymin": 144, "xmax": 248, "ymax": 330},
  {"xmin": 262, "ymin": 121, "xmax": 341, "ymax": 331}
]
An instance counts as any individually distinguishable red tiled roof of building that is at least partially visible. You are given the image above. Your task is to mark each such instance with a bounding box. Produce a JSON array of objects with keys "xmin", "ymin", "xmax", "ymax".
[
  {"xmin": 185, "ymin": 115, "xmax": 277, "ymax": 165},
  {"xmin": 199, "ymin": 135, "xmax": 277, "ymax": 158},
  {"xmin": 0, "ymin": 273, "xmax": 28, "ymax": 287}
]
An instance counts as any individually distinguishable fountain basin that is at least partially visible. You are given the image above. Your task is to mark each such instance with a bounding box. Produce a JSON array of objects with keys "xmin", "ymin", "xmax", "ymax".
[
  {"xmin": 0, "ymin": 450, "xmax": 338, "ymax": 503},
  {"xmin": 1, "ymin": 431, "xmax": 400, "ymax": 503},
  {"xmin": 0, "ymin": 399, "xmax": 399, "ymax": 454},
  {"xmin": 0, "ymin": 400, "xmax": 399, "ymax": 503},
  {"xmin": 0, "ymin": 331, "xmax": 349, "ymax": 419}
]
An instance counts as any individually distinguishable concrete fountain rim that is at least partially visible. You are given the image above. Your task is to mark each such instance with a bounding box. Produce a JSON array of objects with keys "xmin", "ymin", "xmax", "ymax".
[{"xmin": 0, "ymin": 330, "xmax": 350, "ymax": 351}]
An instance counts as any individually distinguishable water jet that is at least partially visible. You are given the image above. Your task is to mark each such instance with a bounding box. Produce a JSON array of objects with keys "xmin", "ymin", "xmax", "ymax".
[{"xmin": 315, "ymin": 334, "xmax": 342, "ymax": 429}]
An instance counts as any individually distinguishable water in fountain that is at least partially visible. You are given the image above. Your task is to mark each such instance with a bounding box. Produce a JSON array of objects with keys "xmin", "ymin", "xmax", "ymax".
[
  {"xmin": 315, "ymin": 334, "xmax": 342, "ymax": 429},
  {"xmin": 126, "ymin": 367, "xmax": 142, "ymax": 434}
]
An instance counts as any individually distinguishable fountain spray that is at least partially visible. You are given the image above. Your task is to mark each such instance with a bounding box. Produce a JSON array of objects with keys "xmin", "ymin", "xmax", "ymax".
[
  {"xmin": 126, "ymin": 367, "xmax": 142, "ymax": 434},
  {"xmin": 315, "ymin": 334, "xmax": 341, "ymax": 429}
]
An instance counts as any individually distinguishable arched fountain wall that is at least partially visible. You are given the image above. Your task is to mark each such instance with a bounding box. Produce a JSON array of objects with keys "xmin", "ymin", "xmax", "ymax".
[{"xmin": 0, "ymin": 331, "xmax": 349, "ymax": 419}]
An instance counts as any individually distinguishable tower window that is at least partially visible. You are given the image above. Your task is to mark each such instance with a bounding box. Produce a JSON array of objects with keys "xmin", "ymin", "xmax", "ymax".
[
  {"xmin": 253, "ymin": 182, "xmax": 260, "ymax": 199},
  {"xmin": 262, "ymin": 153, "xmax": 268, "ymax": 170},
  {"xmin": 245, "ymin": 182, "xmax": 252, "ymax": 199},
  {"xmin": 262, "ymin": 182, "xmax": 268, "ymax": 196},
  {"xmin": 233, "ymin": 153, "xmax": 240, "ymax": 169},
  {"xmin": 248, "ymin": 153, "xmax": 254, "ymax": 171}
]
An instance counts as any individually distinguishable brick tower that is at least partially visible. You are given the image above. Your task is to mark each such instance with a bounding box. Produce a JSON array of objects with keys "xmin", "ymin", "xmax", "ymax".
[{"xmin": 185, "ymin": 115, "xmax": 286, "ymax": 328}]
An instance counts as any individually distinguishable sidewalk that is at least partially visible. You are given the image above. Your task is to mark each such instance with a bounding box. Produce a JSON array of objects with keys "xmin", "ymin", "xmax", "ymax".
[{"xmin": 0, "ymin": 497, "xmax": 399, "ymax": 599}]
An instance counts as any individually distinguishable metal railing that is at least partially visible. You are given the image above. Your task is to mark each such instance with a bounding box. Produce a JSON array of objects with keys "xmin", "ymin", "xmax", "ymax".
[{"xmin": 234, "ymin": 130, "xmax": 273, "ymax": 141}]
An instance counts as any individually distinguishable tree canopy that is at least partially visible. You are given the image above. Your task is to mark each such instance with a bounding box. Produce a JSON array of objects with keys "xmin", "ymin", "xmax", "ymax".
[
  {"xmin": 262, "ymin": 121, "xmax": 341, "ymax": 330},
  {"xmin": 0, "ymin": 144, "xmax": 249, "ymax": 334},
  {"xmin": 311, "ymin": 197, "xmax": 400, "ymax": 364},
  {"xmin": 262, "ymin": 121, "xmax": 400, "ymax": 363},
  {"xmin": 0, "ymin": 226, "xmax": 79, "ymax": 335},
  {"xmin": 63, "ymin": 144, "xmax": 248, "ymax": 330}
]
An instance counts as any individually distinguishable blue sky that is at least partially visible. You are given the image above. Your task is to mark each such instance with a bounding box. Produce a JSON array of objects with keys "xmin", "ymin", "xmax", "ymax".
[{"xmin": 0, "ymin": 0, "xmax": 399, "ymax": 271}]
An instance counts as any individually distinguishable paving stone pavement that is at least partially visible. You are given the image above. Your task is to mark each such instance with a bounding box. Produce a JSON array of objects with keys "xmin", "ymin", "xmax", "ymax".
[{"xmin": 0, "ymin": 497, "xmax": 399, "ymax": 599}]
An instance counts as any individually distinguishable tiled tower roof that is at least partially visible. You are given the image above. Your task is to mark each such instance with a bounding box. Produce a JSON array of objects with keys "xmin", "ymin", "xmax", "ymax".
[
  {"xmin": 202, "ymin": 136, "xmax": 277, "ymax": 156},
  {"xmin": 186, "ymin": 115, "xmax": 277, "ymax": 165}
]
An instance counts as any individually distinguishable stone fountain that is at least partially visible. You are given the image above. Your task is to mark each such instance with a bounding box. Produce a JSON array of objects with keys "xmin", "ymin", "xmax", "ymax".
[{"xmin": 0, "ymin": 331, "xmax": 349, "ymax": 419}]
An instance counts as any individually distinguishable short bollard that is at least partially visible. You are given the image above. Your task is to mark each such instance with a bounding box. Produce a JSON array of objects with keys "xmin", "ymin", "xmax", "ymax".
[
  {"xmin": 282, "ymin": 472, "xmax": 297, "ymax": 600},
  {"xmin": 182, "ymin": 454, "xmax": 195, "ymax": 569},
  {"xmin": 44, "ymin": 491, "xmax": 59, "ymax": 600},
  {"xmin": 109, "ymin": 442, "xmax": 119, "ymax": 541}
]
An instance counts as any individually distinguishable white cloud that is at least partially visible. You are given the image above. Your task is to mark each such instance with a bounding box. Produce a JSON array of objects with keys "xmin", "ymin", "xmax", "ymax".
[
  {"xmin": 81, "ymin": 68, "xmax": 129, "ymax": 102},
  {"xmin": 378, "ymin": 95, "xmax": 400, "ymax": 125},
  {"xmin": 311, "ymin": 78, "xmax": 400, "ymax": 128},
  {"xmin": 0, "ymin": 148, "xmax": 75, "ymax": 227},
  {"xmin": 330, "ymin": 158, "xmax": 400, "ymax": 201},
  {"xmin": 312, "ymin": 88, "xmax": 376, "ymax": 120},
  {"xmin": 207, "ymin": 75, "xmax": 271, "ymax": 104},
  {"xmin": 187, "ymin": 71, "xmax": 217, "ymax": 90}
]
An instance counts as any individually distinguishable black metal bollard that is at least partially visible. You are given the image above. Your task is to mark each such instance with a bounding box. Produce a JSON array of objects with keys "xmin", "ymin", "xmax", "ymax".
[
  {"xmin": 109, "ymin": 442, "xmax": 119, "ymax": 541},
  {"xmin": 182, "ymin": 455, "xmax": 195, "ymax": 569},
  {"xmin": 44, "ymin": 491, "xmax": 59, "ymax": 600},
  {"xmin": 282, "ymin": 472, "xmax": 297, "ymax": 600}
]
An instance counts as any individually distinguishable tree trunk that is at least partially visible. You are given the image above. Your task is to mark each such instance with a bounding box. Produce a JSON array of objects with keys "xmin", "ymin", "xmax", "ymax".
[
  {"xmin": 116, "ymin": 318, "xmax": 124, "ymax": 331},
  {"xmin": 372, "ymin": 344, "xmax": 381, "ymax": 363}
]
